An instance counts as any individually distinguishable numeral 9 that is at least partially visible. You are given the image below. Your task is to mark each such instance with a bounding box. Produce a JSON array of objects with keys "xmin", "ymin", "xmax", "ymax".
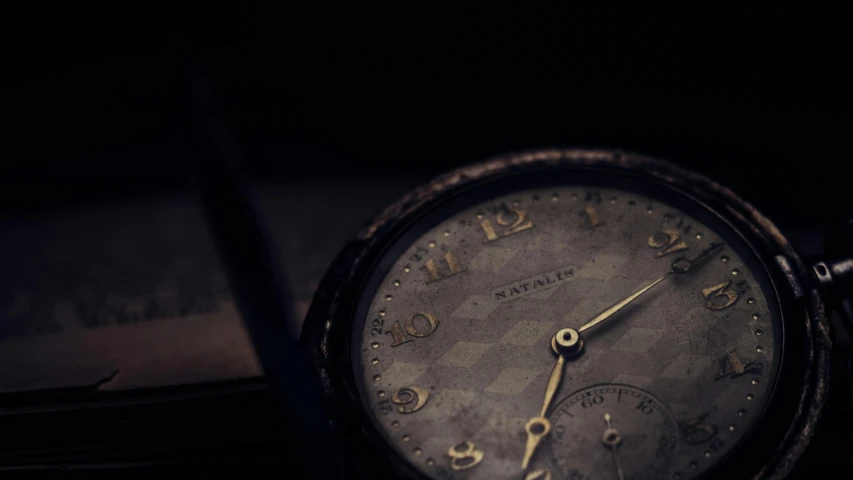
[{"xmin": 391, "ymin": 386, "xmax": 430, "ymax": 414}]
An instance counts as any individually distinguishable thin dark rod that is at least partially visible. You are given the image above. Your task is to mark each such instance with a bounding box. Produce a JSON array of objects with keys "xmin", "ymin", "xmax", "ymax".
[{"xmin": 176, "ymin": 43, "xmax": 335, "ymax": 477}]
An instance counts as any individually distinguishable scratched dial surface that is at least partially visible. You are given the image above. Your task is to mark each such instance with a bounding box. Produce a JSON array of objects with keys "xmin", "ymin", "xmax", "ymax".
[{"xmin": 352, "ymin": 186, "xmax": 780, "ymax": 480}]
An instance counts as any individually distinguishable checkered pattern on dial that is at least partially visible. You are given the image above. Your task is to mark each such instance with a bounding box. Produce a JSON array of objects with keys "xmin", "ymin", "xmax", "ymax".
[{"xmin": 363, "ymin": 188, "xmax": 775, "ymax": 479}]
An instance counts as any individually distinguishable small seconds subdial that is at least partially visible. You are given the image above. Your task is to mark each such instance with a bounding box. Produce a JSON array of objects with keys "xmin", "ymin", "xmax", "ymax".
[{"xmin": 549, "ymin": 385, "xmax": 679, "ymax": 480}]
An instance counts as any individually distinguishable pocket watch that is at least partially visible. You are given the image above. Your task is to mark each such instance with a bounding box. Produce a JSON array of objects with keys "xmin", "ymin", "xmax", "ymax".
[{"xmin": 302, "ymin": 149, "xmax": 845, "ymax": 480}]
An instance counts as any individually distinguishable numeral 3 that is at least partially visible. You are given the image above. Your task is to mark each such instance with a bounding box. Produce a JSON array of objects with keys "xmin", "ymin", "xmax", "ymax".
[{"xmin": 702, "ymin": 281, "xmax": 739, "ymax": 310}]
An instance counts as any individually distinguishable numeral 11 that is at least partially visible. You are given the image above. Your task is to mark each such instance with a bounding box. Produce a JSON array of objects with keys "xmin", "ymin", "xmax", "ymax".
[{"xmin": 422, "ymin": 252, "xmax": 464, "ymax": 282}]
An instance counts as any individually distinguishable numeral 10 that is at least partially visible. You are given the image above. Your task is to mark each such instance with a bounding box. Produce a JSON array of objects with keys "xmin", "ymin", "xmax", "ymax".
[{"xmin": 386, "ymin": 312, "xmax": 439, "ymax": 347}]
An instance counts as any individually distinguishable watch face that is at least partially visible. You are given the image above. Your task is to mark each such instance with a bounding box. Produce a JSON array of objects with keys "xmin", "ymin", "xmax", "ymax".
[{"xmin": 347, "ymin": 173, "xmax": 785, "ymax": 480}]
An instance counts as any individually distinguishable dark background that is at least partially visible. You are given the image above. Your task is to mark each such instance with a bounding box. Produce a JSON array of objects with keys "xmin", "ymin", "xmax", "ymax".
[
  {"xmin": 3, "ymin": 4, "xmax": 850, "ymax": 231},
  {"xmin": 2, "ymin": 3, "xmax": 851, "ymax": 477}
]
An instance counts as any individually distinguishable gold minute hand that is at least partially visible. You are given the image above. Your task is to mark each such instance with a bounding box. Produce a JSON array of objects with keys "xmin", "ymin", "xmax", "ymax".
[
  {"xmin": 577, "ymin": 271, "xmax": 672, "ymax": 333},
  {"xmin": 578, "ymin": 242, "xmax": 725, "ymax": 333}
]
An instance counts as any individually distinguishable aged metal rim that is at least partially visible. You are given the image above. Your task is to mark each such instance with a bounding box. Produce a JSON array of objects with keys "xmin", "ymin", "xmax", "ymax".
[{"xmin": 307, "ymin": 148, "xmax": 830, "ymax": 479}]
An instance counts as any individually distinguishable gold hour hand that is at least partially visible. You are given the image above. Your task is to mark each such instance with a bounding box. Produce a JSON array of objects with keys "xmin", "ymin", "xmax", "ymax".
[{"xmin": 522, "ymin": 328, "xmax": 584, "ymax": 470}]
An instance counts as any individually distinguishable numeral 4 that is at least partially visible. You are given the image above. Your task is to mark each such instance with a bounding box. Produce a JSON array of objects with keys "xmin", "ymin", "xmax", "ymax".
[{"xmin": 715, "ymin": 350, "xmax": 763, "ymax": 381}]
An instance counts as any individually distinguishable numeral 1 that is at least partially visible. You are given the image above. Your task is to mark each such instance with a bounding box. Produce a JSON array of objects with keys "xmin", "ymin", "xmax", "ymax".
[
  {"xmin": 583, "ymin": 205, "xmax": 604, "ymax": 228},
  {"xmin": 422, "ymin": 252, "xmax": 464, "ymax": 282}
]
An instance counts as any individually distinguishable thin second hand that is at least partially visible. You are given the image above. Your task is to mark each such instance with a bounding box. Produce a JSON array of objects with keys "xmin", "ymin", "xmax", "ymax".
[{"xmin": 604, "ymin": 414, "xmax": 624, "ymax": 480}]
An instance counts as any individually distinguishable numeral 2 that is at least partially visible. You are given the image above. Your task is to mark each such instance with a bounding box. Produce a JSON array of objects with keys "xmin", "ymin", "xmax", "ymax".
[
  {"xmin": 583, "ymin": 205, "xmax": 604, "ymax": 228},
  {"xmin": 648, "ymin": 229, "xmax": 688, "ymax": 258}
]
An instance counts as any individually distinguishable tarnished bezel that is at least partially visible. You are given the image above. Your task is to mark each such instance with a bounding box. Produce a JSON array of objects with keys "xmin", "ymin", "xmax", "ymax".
[{"xmin": 302, "ymin": 149, "xmax": 830, "ymax": 480}]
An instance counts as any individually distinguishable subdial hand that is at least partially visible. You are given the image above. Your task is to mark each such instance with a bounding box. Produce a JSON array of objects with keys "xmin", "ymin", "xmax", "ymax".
[
  {"xmin": 521, "ymin": 328, "xmax": 585, "ymax": 470},
  {"xmin": 602, "ymin": 413, "xmax": 625, "ymax": 480}
]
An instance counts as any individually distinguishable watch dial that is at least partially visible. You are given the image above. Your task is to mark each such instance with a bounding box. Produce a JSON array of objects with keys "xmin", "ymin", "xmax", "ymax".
[{"xmin": 352, "ymin": 184, "xmax": 780, "ymax": 479}]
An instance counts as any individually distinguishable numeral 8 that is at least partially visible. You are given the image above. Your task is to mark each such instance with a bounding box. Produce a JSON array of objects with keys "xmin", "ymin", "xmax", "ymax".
[{"xmin": 447, "ymin": 441, "xmax": 484, "ymax": 471}]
